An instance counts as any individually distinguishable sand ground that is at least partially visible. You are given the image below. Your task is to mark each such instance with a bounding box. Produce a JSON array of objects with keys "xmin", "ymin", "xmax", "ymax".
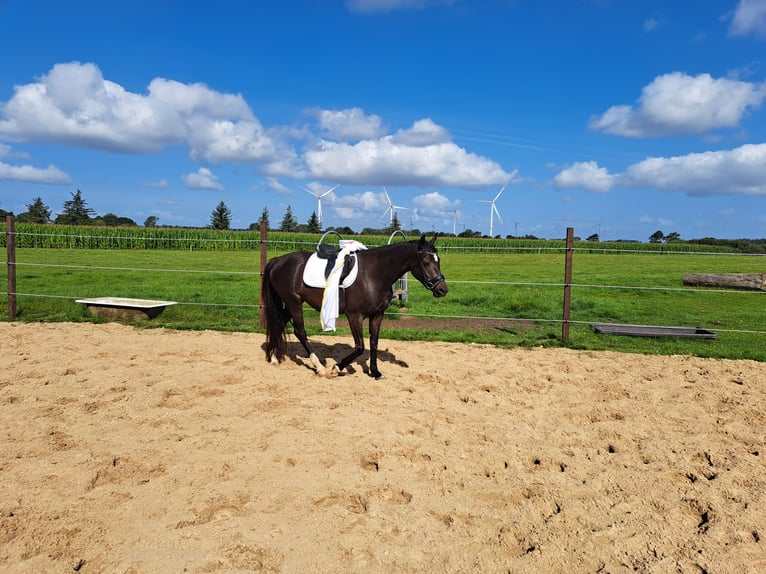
[{"xmin": 1, "ymin": 322, "xmax": 765, "ymax": 573}]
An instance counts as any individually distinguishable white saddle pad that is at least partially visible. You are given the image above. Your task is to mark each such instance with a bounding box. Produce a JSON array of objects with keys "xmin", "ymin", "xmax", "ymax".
[{"xmin": 303, "ymin": 252, "xmax": 359, "ymax": 289}]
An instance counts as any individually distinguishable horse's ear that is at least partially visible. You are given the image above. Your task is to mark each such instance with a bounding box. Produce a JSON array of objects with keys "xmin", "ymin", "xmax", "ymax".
[
  {"xmin": 418, "ymin": 234, "xmax": 427, "ymax": 250},
  {"xmin": 431, "ymin": 233, "xmax": 439, "ymax": 245}
]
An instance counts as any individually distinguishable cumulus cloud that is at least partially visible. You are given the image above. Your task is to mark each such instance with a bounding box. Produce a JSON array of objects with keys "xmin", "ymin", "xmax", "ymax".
[
  {"xmin": 0, "ymin": 62, "xmax": 516, "ymax": 189},
  {"xmin": 0, "ymin": 161, "xmax": 71, "ymax": 184},
  {"xmin": 730, "ymin": 0, "xmax": 766, "ymax": 38},
  {"xmin": 311, "ymin": 107, "xmax": 385, "ymax": 141},
  {"xmin": 304, "ymin": 119, "xmax": 512, "ymax": 187},
  {"xmin": 391, "ymin": 118, "xmax": 450, "ymax": 146},
  {"xmin": 329, "ymin": 190, "xmax": 388, "ymax": 221},
  {"xmin": 182, "ymin": 167, "xmax": 223, "ymax": 190},
  {"xmin": 0, "ymin": 62, "xmax": 281, "ymax": 164},
  {"xmin": 555, "ymin": 143, "xmax": 766, "ymax": 195},
  {"xmin": 553, "ymin": 161, "xmax": 615, "ymax": 193},
  {"xmin": 412, "ymin": 191, "xmax": 457, "ymax": 212},
  {"xmin": 589, "ymin": 72, "xmax": 766, "ymax": 137}
]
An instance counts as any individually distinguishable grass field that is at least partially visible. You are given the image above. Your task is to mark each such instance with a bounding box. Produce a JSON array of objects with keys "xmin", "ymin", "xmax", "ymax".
[{"xmin": 3, "ymin": 244, "xmax": 765, "ymax": 362}]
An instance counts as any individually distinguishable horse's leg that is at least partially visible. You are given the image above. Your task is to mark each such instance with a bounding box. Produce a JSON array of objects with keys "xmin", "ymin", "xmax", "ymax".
[
  {"xmin": 367, "ymin": 313, "xmax": 386, "ymax": 380},
  {"xmin": 287, "ymin": 299, "xmax": 326, "ymax": 376},
  {"xmin": 333, "ymin": 313, "xmax": 366, "ymax": 376}
]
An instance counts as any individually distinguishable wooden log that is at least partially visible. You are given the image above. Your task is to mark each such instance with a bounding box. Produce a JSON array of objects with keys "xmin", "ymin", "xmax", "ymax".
[{"xmin": 683, "ymin": 273, "xmax": 766, "ymax": 290}]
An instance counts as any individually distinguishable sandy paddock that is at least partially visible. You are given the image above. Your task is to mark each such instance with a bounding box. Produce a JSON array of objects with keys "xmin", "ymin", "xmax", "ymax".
[{"xmin": 1, "ymin": 322, "xmax": 765, "ymax": 573}]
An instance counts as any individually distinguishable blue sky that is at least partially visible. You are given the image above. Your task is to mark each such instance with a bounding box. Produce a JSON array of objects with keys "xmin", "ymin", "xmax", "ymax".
[{"xmin": 1, "ymin": 0, "xmax": 766, "ymax": 240}]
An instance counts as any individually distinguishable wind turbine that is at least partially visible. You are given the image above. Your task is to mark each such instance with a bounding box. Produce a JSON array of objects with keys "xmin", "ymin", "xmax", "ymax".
[
  {"xmin": 476, "ymin": 182, "xmax": 507, "ymax": 237},
  {"xmin": 379, "ymin": 187, "xmax": 407, "ymax": 224},
  {"xmin": 441, "ymin": 209, "xmax": 458, "ymax": 235},
  {"xmin": 302, "ymin": 184, "xmax": 339, "ymax": 229}
]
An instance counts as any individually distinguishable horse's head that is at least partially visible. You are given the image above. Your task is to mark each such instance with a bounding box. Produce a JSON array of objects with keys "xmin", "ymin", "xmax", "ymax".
[{"xmin": 413, "ymin": 234, "xmax": 448, "ymax": 297}]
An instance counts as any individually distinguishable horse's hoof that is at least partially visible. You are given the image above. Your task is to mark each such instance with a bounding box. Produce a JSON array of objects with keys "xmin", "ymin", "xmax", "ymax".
[
  {"xmin": 327, "ymin": 364, "xmax": 341, "ymax": 378},
  {"xmin": 269, "ymin": 356, "xmax": 280, "ymax": 365},
  {"xmin": 372, "ymin": 372, "xmax": 384, "ymax": 380}
]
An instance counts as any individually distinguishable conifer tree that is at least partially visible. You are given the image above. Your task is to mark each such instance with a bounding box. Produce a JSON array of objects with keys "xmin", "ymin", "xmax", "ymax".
[
  {"xmin": 210, "ymin": 201, "xmax": 232, "ymax": 230},
  {"xmin": 307, "ymin": 211, "xmax": 321, "ymax": 233},
  {"xmin": 279, "ymin": 205, "xmax": 298, "ymax": 232},
  {"xmin": 56, "ymin": 189, "xmax": 96, "ymax": 225}
]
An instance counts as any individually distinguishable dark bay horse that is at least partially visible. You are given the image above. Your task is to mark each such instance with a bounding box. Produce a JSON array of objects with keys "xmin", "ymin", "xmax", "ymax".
[{"xmin": 261, "ymin": 234, "xmax": 448, "ymax": 379}]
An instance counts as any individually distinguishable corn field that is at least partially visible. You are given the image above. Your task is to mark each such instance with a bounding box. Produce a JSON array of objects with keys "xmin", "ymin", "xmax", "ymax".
[{"xmin": 1, "ymin": 222, "xmax": 740, "ymax": 254}]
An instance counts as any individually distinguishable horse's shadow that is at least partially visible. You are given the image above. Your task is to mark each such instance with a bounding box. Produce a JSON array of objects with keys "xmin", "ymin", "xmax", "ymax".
[{"xmin": 260, "ymin": 338, "xmax": 410, "ymax": 377}]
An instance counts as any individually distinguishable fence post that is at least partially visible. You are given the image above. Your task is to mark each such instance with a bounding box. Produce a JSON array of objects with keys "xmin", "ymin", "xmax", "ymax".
[
  {"xmin": 6, "ymin": 215, "xmax": 16, "ymax": 320},
  {"xmin": 561, "ymin": 227, "xmax": 574, "ymax": 342},
  {"xmin": 258, "ymin": 220, "xmax": 267, "ymax": 330}
]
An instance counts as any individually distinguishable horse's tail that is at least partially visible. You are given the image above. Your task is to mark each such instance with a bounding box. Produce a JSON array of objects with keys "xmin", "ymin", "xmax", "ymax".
[{"xmin": 261, "ymin": 259, "xmax": 287, "ymax": 362}]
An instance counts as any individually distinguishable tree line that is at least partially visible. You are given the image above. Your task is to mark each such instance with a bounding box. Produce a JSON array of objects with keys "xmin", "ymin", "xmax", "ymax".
[{"xmin": 2, "ymin": 190, "xmax": 765, "ymax": 252}]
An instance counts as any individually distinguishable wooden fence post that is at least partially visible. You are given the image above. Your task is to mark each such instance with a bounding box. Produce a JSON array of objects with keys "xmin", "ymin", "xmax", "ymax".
[
  {"xmin": 258, "ymin": 220, "xmax": 267, "ymax": 329},
  {"xmin": 561, "ymin": 227, "xmax": 574, "ymax": 342},
  {"xmin": 6, "ymin": 215, "xmax": 16, "ymax": 320}
]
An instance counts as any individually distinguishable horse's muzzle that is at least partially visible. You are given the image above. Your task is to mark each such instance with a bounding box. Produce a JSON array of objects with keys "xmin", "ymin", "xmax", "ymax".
[{"xmin": 426, "ymin": 275, "xmax": 448, "ymax": 297}]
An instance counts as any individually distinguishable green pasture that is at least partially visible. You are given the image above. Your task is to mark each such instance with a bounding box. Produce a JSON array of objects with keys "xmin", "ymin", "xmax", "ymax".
[{"xmin": 2, "ymin": 245, "xmax": 765, "ymax": 362}]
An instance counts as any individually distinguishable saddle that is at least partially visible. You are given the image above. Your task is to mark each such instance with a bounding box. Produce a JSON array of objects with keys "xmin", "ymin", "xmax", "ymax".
[
  {"xmin": 317, "ymin": 244, "xmax": 356, "ymax": 282},
  {"xmin": 303, "ymin": 244, "xmax": 360, "ymax": 289}
]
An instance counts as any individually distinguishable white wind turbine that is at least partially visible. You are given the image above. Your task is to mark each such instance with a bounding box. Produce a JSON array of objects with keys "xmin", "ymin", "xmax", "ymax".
[
  {"xmin": 476, "ymin": 182, "xmax": 507, "ymax": 237},
  {"xmin": 302, "ymin": 184, "xmax": 339, "ymax": 229},
  {"xmin": 441, "ymin": 209, "xmax": 458, "ymax": 235},
  {"xmin": 379, "ymin": 187, "xmax": 407, "ymax": 224}
]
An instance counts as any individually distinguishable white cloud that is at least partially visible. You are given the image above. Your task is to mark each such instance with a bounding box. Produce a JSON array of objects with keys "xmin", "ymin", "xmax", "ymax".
[
  {"xmin": 553, "ymin": 161, "xmax": 615, "ymax": 192},
  {"xmin": 312, "ymin": 107, "xmax": 385, "ymax": 141},
  {"xmin": 263, "ymin": 177, "xmax": 292, "ymax": 194},
  {"xmin": 0, "ymin": 161, "xmax": 71, "ymax": 184},
  {"xmin": 330, "ymin": 190, "xmax": 388, "ymax": 221},
  {"xmin": 186, "ymin": 117, "xmax": 281, "ymax": 164},
  {"xmin": 182, "ymin": 167, "xmax": 223, "ymax": 190},
  {"xmin": 554, "ymin": 143, "xmax": 766, "ymax": 195},
  {"xmin": 412, "ymin": 191, "xmax": 458, "ymax": 214},
  {"xmin": 0, "ymin": 62, "xmax": 282, "ymax": 164},
  {"xmin": 623, "ymin": 143, "xmax": 766, "ymax": 195},
  {"xmin": 0, "ymin": 62, "xmax": 516, "ymax": 189},
  {"xmin": 589, "ymin": 72, "xmax": 766, "ymax": 137},
  {"xmin": 391, "ymin": 118, "xmax": 450, "ymax": 146},
  {"xmin": 730, "ymin": 0, "xmax": 766, "ymax": 38},
  {"xmin": 304, "ymin": 119, "xmax": 512, "ymax": 187}
]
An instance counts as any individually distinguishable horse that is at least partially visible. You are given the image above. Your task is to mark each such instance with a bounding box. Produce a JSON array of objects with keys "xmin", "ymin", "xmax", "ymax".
[{"xmin": 261, "ymin": 234, "xmax": 448, "ymax": 379}]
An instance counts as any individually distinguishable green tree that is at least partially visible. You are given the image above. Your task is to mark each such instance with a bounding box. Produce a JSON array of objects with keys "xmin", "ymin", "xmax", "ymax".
[
  {"xmin": 55, "ymin": 189, "xmax": 96, "ymax": 225},
  {"xmin": 386, "ymin": 211, "xmax": 402, "ymax": 234},
  {"xmin": 259, "ymin": 206, "xmax": 269, "ymax": 228},
  {"xmin": 249, "ymin": 206, "xmax": 269, "ymax": 231},
  {"xmin": 649, "ymin": 230, "xmax": 664, "ymax": 243},
  {"xmin": 24, "ymin": 197, "xmax": 52, "ymax": 223},
  {"xmin": 210, "ymin": 201, "xmax": 232, "ymax": 230},
  {"xmin": 664, "ymin": 231, "xmax": 681, "ymax": 243},
  {"xmin": 306, "ymin": 211, "xmax": 321, "ymax": 233},
  {"xmin": 144, "ymin": 215, "xmax": 159, "ymax": 227},
  {"xmin": 279, "ymin": 205, "xmax": 298, "ymax": 232},
  {"xmin": 586, "ymin": 233, "xmax": 600, "ymax": 242}
]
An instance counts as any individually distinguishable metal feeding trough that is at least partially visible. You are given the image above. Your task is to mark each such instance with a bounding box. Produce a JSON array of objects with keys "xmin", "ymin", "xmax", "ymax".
[
  {"xmin": 590, "ymin": 322, "xmax": 717, "ymax": 340},
  {"xmin": 76, "ymin": 297, "xmax": 177, "ymax": 320}
]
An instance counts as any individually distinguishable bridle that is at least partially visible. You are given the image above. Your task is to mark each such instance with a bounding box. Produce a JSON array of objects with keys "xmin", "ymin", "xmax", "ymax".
[{"xmin": 416, "ymin": 246, "xmax": 445, "ymax": 292}]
